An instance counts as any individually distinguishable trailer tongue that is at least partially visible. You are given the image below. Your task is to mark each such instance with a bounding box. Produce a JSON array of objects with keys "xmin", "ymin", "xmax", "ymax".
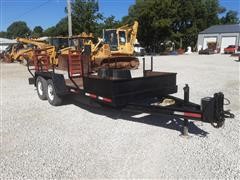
[{"xmin": 27, "ymin": 50, "xmax": 234, "ymax": 136}]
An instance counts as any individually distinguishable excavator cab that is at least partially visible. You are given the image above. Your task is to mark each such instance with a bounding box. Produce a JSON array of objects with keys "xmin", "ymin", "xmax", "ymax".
[
  {"xmin": 103, "ymin": 29, "xmax": 118, "ymax": 51},
  {"xmin": 103, "ymin": 29, "xmax": 128, "ymax": 52},
  {"xmin": 48, "ymin": 37, "xmax": 69, "ymax": 51}
]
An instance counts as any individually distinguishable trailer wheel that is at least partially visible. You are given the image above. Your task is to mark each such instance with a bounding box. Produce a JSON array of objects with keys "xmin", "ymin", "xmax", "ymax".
[
  {"xmin": 47, "ymin": 79, "xmax": 62, "ymax": 106},
  {"xmin": 36, "ymin": 76, "xmax": 47, "ymax": 100}
]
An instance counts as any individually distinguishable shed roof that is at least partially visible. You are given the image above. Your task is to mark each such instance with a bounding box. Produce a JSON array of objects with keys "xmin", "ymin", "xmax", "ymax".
[
  {"xmin": 0, "ymin": 38, "xmax": 17, "ymax": 44},
  {"xmin": 199, "ymin": 24, "xmax": 240, "ymax": 34}
]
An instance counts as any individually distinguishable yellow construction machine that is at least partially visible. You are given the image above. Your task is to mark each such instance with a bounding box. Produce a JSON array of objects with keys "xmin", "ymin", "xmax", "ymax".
[
  {"xmin": 5, "ymin": 21, "xmax": 140, "ymax": 70},
  {"xmin": 56, "ymin": 21, "xmax": 140, "ymax": 69},
  {"xmin": 90, "ymin": 21, "xmax": 140, "ymax": 69},
  {"xmin": 50, "ymin": 32, "xmax": 94, "ymax": 54},
  {"xmin": 50, "ymin": 33, "xmax": 94, "ymax": 69},
  {"xmin": 3, "ymin": 38, "xmax": 56, "ymax": 65},
  {"xmin": 3, "ymin": 43, "xmax": 33, "ymax": 64},
  {"xmin": 16, "ymin": 37, "xmax": 57, "ymax": 64}
]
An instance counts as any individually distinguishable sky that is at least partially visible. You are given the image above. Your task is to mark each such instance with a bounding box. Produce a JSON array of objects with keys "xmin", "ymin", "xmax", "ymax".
[{"xmin": 0, "ymin": 0, "xmax": 239, "ymax": 31}]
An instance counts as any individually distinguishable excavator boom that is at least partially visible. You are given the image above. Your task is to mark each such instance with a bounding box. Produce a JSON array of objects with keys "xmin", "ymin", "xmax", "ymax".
[{"xmin": 15, "ymin": 38, "xmax": 57, "ymax": 64}]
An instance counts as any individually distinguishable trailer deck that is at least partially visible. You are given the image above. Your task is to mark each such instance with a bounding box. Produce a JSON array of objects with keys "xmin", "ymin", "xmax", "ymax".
[{"xmin": 27, "ymin": 50, "xmax": 234, "ymax": 136}]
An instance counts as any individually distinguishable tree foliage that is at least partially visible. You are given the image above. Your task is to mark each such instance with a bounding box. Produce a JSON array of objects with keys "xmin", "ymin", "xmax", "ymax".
[
  {"xmin": 71, "ymin": 0, "xmax": 103, "ymax": 34},
  {"xmin": 32, "ymin": 26, "xmax": 43, "ymax": 37},
  {"xmin": 43, "ymin": 0, "xmax": 103, "ymax": 36},
  {"xmin": 124, "ymin": 0, "xmax": 239, "ymax": 51},
  {"xmin": 0, "ymin": 31, "xmax": 8, "ymax": 38},
  {"xmin": 43, "ymin": 26, "xmax": 57, "ymax": 36},
  {"xmin": 96, "ymin": 15, "xmax": 121, "ymax": 37},
  {"xmin": 55, "ymin": 17, "xmax": 69, "ymax": 36},
  {"xmin": 220, "ymin": 10, "xmax": 240, "ymax": 24},
  {"xmin": 42, "ymin": 18, "xmax": 68, "ymax": 37},
  {"xmin": 6, "ymin": 21, "xmax": 31, "ymax": 38}
]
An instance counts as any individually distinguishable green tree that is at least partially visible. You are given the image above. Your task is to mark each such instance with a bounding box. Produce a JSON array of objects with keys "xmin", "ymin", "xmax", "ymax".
[
  {"xmin": 125, "ymin": 0, "xmax": 180, "ymax": 51},
  {"xmin": 71, "ymin": 0, "xmax": 103, "ymax": 34},
  {"xmin": 124, "ymin": 0, "xmax": 227, "ymax": 52},
  {"xmin": 43, "ymin": 26, "xmax": 57, "ymax": 36},
  {"xmin": 0, "ymin": 31, "xmax": 8, "ymax": 38},
  {"xmin": 42, "ymin": 0, "xmax": 117, "ymax": 37},
  {"xmin": 7, "ymin": 21, "xmax": 31, "ymax": 38},
  {"xmin": 221, "ymin": 10, "xmax": 240, "ymax": 24},
  {"xmin": 43, "ymin": 17, "xmax": 68, "ymax": 37},
  {"xmin": 96, "ymin": 15, "xmax": 121, "ymax": 37},
  {"xmin": 32, "ymin": 26, "xmax": 43, "ymax": 37},
  {"xmin": 55, "ymin": 17, "xmax": 68, "ymax": 36},
  {"xmin": 102, "ymin": 15, "xmax": 121, "ymax": 29}
]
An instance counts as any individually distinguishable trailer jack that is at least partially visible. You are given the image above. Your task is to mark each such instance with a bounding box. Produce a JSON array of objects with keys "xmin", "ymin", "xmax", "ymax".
[
  {"xmin": 181, "ymin": 84, "xmax": 191, "ymax": 137},
  {"xmin": 180, "ymin": 85, "xmax": 234, "ymax": 136}
]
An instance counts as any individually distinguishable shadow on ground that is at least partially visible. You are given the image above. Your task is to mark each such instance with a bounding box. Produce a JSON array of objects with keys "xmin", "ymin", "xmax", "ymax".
[{"xmin": 62, "ymin": 95, "xmax": 208, "ymax": 137}]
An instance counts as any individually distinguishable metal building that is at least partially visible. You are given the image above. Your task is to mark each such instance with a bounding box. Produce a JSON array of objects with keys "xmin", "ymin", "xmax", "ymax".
[
  {"xmin": 0, "ymin": 38, "xmax": 16, "ymax": 53},
  {"xmin": 197, "ymin": 24, "xmax": 240, "ymax": 53}
]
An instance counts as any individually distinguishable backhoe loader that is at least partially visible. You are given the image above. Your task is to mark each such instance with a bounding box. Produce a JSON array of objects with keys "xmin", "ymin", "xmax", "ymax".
[
  {"xmin": 3, "ymin": 43, "xmax": 33, "ymax": 64},
  {"xmin": 3, "ymin": 38, "xmax": 56, "ymax": 65},
  {"xmin": 17, "ymin": 38, "xmax": 57, "ymax": 64}
]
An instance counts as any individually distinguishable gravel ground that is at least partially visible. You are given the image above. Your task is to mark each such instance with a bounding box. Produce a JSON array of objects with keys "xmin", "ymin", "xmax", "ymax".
[{"xmin": 1, "ymin": 53, "xmax": 239, "ymax": 179}]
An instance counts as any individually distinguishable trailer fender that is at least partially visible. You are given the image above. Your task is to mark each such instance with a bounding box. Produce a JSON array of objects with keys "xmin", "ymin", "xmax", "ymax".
[
  {"xmin": 33, "ymin": 72, "xmax": 68, "ymax": 96},
  {"xmin": 51, "ymin": 74, "xmax": 68, "ymax": 96}
]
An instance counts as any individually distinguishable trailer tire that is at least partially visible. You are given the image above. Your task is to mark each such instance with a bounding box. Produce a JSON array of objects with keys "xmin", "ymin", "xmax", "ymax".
[
  {"xmin": 46, "ymin": 79, "xmax": 62, "ymax": 106},
  {"xmin": 36, "ymin": 76, "xmax": 47, "ymax": 100}
]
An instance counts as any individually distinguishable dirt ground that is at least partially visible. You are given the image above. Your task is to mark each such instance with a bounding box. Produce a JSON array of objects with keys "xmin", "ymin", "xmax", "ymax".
[{"xmin": 1, "ymin": 53, "xmax": 239, "ymax": 178}]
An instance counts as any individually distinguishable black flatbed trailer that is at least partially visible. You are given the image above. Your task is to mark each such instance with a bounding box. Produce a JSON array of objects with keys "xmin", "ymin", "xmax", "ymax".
[{"xmin": 27, "ymin": 51, "xmax": 234, "ymax": 136}]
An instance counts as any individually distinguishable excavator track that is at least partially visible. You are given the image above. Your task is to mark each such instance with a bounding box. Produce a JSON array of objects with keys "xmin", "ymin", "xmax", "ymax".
[
  {"xmin": 57, "ymin": 55, "xmax": 140, "ymax": 71},
  {"xmin": 95, "ymin": 56, "xmax": 140, "ymax": 70}
]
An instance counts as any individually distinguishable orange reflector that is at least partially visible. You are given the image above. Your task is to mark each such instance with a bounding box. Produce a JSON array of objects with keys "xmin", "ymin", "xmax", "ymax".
[
  {"xmin": 85, "ymin": 92, "xmax": 97, "ymax": 99},
  {"xmin": 174, "ymin": 111, "xmax": 202, "ymax": 118},
  {"xmin": 184, "ymin": 112, "xmax": 202, "ymax": 118},
  {"xmin": 102, "ymin": 97, "xmax": 112, "ymax": 103}
]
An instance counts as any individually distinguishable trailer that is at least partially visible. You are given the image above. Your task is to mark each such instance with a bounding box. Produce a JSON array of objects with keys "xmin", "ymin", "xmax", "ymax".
[{"xmin": 27, "ymin": 49, "xmax": 234, "ymax": 136}]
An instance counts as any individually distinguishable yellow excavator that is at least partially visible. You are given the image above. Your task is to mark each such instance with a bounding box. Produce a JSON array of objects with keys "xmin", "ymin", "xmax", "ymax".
[
  {"xmin": 90, "ymin": 21, "xmax": 139, "ymax": 69},
  {"xmin": 56, "ymin": 21, "xmax": 140, "ymax": 69}
]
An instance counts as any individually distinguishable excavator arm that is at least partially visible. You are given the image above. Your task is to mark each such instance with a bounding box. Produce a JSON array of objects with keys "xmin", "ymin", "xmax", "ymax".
[
  {"xmin": 16, "ymin": 37, "xmax": 57, "ymax": 64},
  {"xmin": 16, "ymin": 38, "xmax": 48, "ymax": 49},
  {"xmin": 118, "ymin": 21, "xmax": 138, "ymax": 47}
]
